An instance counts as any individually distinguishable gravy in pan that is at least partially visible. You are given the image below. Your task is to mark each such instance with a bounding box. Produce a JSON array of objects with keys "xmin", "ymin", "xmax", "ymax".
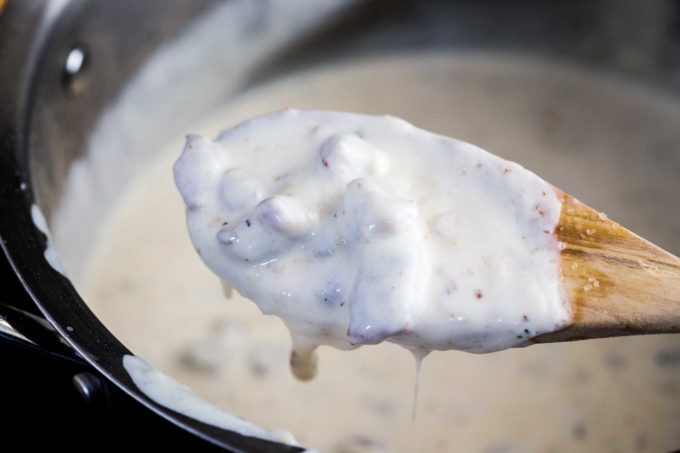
[
  {"xmin": 173, "ymin": 109, "xmax": 569, "ymax": 380},
  {"xmin": 76, "ymin": 54, "xmax": 680, "ymax": 452}
]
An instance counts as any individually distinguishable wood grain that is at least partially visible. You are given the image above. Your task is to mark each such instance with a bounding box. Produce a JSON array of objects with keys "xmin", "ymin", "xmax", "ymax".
[{"xmin": 533, "ymin": 192, "xmax": 680, "ymax": 343}]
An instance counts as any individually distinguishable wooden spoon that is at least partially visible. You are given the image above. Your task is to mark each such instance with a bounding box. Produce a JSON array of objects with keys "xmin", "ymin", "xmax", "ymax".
[{"xmin": 533, "ymin": 191, "xmax": 680, "ymax": 344}]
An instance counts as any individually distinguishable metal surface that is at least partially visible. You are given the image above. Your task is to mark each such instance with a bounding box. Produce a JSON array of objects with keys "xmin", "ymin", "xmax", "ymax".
[
  {"xmin": 0, "ymin": 0, "xmax": 679, "ymax": 451},
  {"xmin": 0, "ymin": 1, "xmax": 300, "ymax": 451},
  {"xmin": 0, "ymin": 316, "xmax": 30, "ymax": 343}
]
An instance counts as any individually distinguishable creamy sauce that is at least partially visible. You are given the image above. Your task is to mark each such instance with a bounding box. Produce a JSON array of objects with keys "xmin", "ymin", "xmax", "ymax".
[
  {"xmin": 409, "ymin": 348, "xmax": 429, "ymax": 422},
  {"xmin": 30, "ymin": 204, "xmax": 68, "ymax": 276},
  {"xmin": 174, "ymin": 110, "xmax": 570, "ymax": 378},
  {"xmin": 123, "ymin": 354, "xmax": 297, "ymax": 445},
  {"xmin": 70, "ymin": 55, "xmax": 680, "ymax": 452},
  {"xmin": 50, "ymin": 0, "xmax": 356, "ymax": 279}
]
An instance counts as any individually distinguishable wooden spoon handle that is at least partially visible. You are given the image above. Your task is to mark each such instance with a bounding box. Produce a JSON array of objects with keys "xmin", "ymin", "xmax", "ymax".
[{"xmin": 533, "ymin": 192, "xmax": 680, "ymax": 343}]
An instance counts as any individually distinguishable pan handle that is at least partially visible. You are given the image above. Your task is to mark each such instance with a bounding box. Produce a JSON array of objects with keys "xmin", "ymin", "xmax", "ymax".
[
  {"xmin": 0, "ymin": 303, "xmax": 76, "ymax": 355},
  {"xmin": 0, "ymin": 313, "xmax": 28, "ymax": 342},
  {"xmin": 0, "ymin": 246, "xmax": 78, "ymax": 355},
  {"xmin": 0, "ymin": 249, "xmax": 112, "ymax": 411}
]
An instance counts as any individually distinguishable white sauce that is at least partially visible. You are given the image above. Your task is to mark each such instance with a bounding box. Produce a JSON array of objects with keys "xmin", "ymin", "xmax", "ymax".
[
  {"xmin": 174, "ymin": 110, "xmax": 571, "ymax": 377},
  {"xmin": 123, "ymin": 355, "xmax": 298, "ymax": 446},
  {"xmin": 51, "ymin": 0, "xmax": 357, "ymax": 278},
  {"xmin": 30, "ymin": 204, "xmax": 68, "ymax": 276},
  {"xmin": 72, "ymin": 54, "xmax": 680, "ymax": 452}
]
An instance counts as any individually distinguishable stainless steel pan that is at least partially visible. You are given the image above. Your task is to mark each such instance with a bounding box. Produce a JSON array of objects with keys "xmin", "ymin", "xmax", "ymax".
[{"xmin": 1, "ymin": 1, "xmax": 678, "ymax": 450}]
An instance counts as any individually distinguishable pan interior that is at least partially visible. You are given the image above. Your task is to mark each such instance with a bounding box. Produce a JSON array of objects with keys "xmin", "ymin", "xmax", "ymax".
[{"xmin": 53, "ymin": 48, "xmax": 680, "ymax": 451}]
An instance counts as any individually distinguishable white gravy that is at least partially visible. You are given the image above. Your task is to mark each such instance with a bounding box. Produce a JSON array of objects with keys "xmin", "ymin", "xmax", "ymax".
[
  {"xmin": 173, "ymin": 110, "xmax": 570, "ymax": 379},
  {"xmin": 123, "ymin": 354, "xmax": 297, "ymax": 445},
  {"xmin": 74, "ymin": 54, "xmax": 680, "ymax": 452}
]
